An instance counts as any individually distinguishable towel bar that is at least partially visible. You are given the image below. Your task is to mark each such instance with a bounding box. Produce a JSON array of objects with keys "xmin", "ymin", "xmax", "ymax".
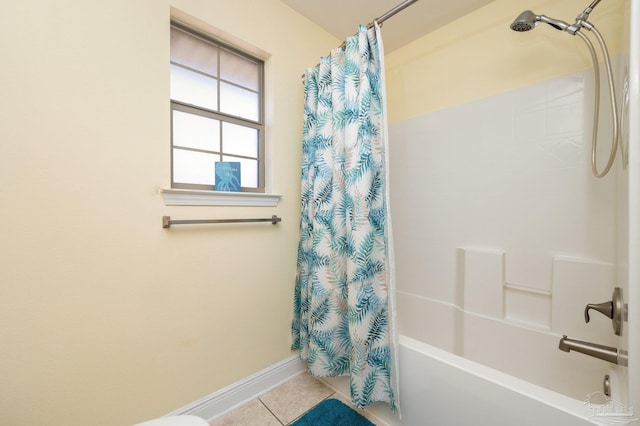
[{"xmin": 162, "ymin": 215, "xmax": 281, "ymax": 228}]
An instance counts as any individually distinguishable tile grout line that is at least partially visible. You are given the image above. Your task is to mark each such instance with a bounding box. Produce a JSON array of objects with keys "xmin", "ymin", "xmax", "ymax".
[
  {"xmin": 259, "ymin": 390, "xmax": 338, "ymax": 425},
  {"xmin": 257, "ymin": 397, "xmax": 286, "ymax": 425},
  {"xmin": 286, "ymin": 392, "xmax": 337, "ymax": 425},
  {"xmin": 209, "ymin": 374, "xmax": 341, "ymax": 425}
]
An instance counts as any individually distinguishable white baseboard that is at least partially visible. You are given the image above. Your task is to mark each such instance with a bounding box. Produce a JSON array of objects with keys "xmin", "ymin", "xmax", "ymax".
[{"xmin": 165, "ymin": 354, "xmax": 307, "ymax": 421}]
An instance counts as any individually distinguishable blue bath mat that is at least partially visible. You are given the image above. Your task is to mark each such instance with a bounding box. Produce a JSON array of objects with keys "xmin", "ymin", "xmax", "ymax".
[{"xmin": 291, "ymin": 398, "xmax": 375, "ymax": 426}]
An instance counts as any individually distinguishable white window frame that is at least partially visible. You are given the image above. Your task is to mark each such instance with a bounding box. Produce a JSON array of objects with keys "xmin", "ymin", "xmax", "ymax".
[{"xmin": 170, "ymin": 23, "xmax": 266, "ymax": 194}]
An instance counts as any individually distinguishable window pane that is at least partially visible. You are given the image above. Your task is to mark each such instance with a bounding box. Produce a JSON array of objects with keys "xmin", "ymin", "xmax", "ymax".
[
  {"xmin": 170, "ymin": 27, "xmax": 218, "ymax": 77},
  {"xmin": 170, "ymin": 64, "xmax": 218, "ymax": 110},
  {"xmin": 220, "ymin": 82, "xmax": 258, "ymax": 121},
  {"xmin": 173, "ymin": 149, "xmax": 219, "ymax": 185},
  {"xmin": 173, "ymin": 110, "xmax": 220, "ymax": 152},
  {"xmin": 223, "ymin": 156, "xmax": 258, "ymax": 188},
  {"xmin": 222, "ymin": 122, "xmax": 258, "ymax": 158},
  {"xmin": 220, "ymin": 49, "xmax": 259, "ymax": 90}
]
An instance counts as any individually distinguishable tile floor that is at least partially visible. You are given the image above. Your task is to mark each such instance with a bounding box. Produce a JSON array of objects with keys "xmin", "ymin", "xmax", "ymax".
[{"xmin": 208, "ymin": 373, "xmax": 385, "ymax": 425}]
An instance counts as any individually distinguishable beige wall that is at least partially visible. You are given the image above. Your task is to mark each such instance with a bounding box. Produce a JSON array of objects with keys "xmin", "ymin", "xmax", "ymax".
[
  {"xmin": 0, "ymin": 1, "xmax": 337, "ymax": 425},
  {"xmin": 385, "ymin": 0, "xmax": 625, "ymax": 123},
  {"xmin": 1, "ymin": 0, "xmax": 626, "ymax": 424}
]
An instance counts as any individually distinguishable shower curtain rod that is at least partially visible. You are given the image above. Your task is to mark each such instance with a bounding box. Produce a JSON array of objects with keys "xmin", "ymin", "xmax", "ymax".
[
  {"xmin": 374, "ymin": 0, "xmax": 419, "ymax": 26},
  {"xmin": 301, "ymin": 0, "xmax": 418, "ymax": 80}
]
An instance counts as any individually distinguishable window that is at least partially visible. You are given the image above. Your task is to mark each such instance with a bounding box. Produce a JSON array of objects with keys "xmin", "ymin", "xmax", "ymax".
[{"xmin": 170, "ymin": 24, "xmax": 265, "ymax": 192}]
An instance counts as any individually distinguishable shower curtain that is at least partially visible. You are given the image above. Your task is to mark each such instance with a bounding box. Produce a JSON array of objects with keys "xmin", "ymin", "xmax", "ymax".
[{"xmin": 291, "ymin": 23, "xmax": 399, "ymax": 412}]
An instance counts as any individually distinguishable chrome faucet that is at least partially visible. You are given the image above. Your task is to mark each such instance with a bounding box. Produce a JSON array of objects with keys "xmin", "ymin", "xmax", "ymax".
[{"xmin": 558, "ymin": 335, "xmax": 628, "ymax": 366}]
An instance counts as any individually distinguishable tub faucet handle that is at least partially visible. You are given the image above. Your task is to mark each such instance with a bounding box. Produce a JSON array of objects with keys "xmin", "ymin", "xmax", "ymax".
[
  {"xmin": 584, "ymin": 301, "xmax": 613, "ymax": 322},
  {"xmin": 584, "ymin": 287, "xmax": 625, "ymax": 336}
]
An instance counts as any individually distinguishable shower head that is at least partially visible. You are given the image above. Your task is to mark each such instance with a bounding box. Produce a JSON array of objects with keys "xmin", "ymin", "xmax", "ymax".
[
  {"xmin": 510, "ymin": 10, "xmax": 537, "ymax": 32},
  {"xmin": 510, "ymin": 10, "xmax": 572, "ymax": 33}
]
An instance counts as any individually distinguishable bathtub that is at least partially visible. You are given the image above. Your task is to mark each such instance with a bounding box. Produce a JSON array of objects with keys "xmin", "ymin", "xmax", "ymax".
[
  {"xmin": 386, "ymin": 335, "xmax": 595, "ymax": 425},
  {"xmin": 324, "ymin": 335, "xmax": 595, "ymax": 425}
]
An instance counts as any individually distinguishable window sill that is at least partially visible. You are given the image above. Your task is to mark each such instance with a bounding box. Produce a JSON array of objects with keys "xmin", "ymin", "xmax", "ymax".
[{"xmin": 161, "ymin": 187, "xmax": 282, "ymax": 206}]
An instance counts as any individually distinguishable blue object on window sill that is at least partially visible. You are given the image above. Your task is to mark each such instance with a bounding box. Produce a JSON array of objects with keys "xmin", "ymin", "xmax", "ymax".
[{"xmin": 215, "ymin": 162, "xmax": 241, "ymax": 192}]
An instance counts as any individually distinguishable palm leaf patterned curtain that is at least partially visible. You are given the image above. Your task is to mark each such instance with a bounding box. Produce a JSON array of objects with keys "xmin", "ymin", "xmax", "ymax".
[{"xmin": 292, "ymin": 23, "xmax": 399, "ymax": 413}]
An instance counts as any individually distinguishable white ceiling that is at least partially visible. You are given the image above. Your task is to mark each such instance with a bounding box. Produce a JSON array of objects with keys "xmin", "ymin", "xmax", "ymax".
[{"xmin": 280, "ymin": 0, "xmax": 495, "ymax": 53}]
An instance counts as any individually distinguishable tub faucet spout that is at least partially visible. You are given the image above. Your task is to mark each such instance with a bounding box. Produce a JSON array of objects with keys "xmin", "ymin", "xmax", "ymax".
[{"xmin": 558, "ymin": 335, "xmax": 627, "ymax": 366}]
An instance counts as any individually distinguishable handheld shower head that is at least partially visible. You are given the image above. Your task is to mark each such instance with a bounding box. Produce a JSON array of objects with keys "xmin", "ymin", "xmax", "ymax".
[
  {"xmin": 510, "ymin": 10, "xmax": 572, "ymax": 33},
  {"xmin": 510, "ymin": 10, "xmax": 537, "ymax": 32}
]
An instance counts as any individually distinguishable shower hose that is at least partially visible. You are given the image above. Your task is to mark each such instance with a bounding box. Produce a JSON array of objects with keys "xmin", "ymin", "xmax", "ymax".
[{"xmin": 575, "ymin": 24, "xmax": 619, "ymax": 178}]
